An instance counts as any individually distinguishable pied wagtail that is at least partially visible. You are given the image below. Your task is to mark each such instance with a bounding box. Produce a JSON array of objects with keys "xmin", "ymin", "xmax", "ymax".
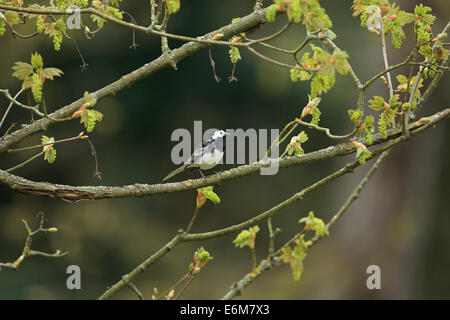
[{"xmin": 162, "ymin": 129, "xmax": 230, "ymax": 181}]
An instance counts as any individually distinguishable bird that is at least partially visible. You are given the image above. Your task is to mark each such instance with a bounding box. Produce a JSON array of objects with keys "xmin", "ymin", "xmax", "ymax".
[{"xmin": 162, "ymin": 129, "xmax": 230, "ymax": 182}]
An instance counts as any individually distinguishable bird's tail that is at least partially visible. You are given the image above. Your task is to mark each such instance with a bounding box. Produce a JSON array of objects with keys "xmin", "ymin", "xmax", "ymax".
[{"xmin": 162, "ymin": 165, "xmax": 188, "ymax": 182}]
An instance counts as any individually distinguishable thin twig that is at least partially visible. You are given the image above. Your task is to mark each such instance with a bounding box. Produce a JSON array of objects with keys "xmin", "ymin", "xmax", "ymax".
[
  {"xmin": 7, "ymin": 132, "xmax": 86, "ymax": 153},
  {"xmin": 64, "ymin": 32, "xmax": 88, "ymax": 70},
  {"xmin": 5, "ymin": 151, "xmax": 44, "ymax": 173},
  {"xmin": 86, "ymin": 138, "xmax": 102, "ymax": 179},
  {"xmin": 295, "ymin": 119, "xmax": 357, "ymax": 140},
  {"xmin": 185, "ymin": 207, "xmax": 200, "ymax": 234},
  {"xmin": 173, "ymin": 274, "xmax": 195, "ymax": 300},
  {"xmin": 0, "ymin": 122, "xmax": 16, "ymax": 140},
  {"xmin": 0, "ymin": 212, "xmax": 67, "ymax": 271},
  {"xmin": 0, "ymin": 89, "xmax": 43, "ymax": 117},
  {"xmin": 380, "ymin": 19, "xmax": 393, "ymax": 98},
  {"xmin": 126, "ymin": 282, "xmax": 144, "ymax": 300},
  {"xmin": 222, "ymin": 149, "xmax": 391, "ymax": 300},
  {"xmin": 0, "ymin": 88, "xmax": 25, "ymax": 130},
  {"xmin": 208, "ymin": 46, "xmax": 221, "ymax": 83}
]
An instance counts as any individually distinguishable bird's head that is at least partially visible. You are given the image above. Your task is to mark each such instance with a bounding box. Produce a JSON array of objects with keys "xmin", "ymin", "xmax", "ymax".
[{"xmin": 212, "ymin": 129, "xmax": 231, "ymax": 139}]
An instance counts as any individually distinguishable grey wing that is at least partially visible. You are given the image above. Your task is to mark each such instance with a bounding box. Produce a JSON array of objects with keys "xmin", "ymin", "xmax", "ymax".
[{"xmin": 184, "ymin": 143, "xmax": 215, "ymax": 166}]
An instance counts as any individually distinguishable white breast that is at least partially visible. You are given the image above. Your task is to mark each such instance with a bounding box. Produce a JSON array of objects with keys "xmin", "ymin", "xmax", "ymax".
[{"xmin": 198, "ymin": 149, "xmax": 224, "ymax": 170}]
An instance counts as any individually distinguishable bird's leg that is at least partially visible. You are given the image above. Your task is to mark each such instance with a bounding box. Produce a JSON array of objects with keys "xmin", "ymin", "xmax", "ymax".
[
  {"xmin": 213, "ymin": 170, "xmax": 223, "ymax": 178},
  {"xmin": 198, "ymin": 168, "xmax": 207, "ymax": 183}
]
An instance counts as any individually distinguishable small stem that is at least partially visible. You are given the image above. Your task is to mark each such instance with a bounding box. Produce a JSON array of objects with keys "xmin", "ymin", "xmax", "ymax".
[
  {"xmin": 5, "ymin": 151, "xmax": 44, "ymax": 173},
  {"xmin": 324, "ymin": 150, "xmax": 390, "ymax": 232},
  {"xmin": 402, "ymin": 49, "xmax": 418, "ymax": 134},
  {"xmin": 0, "ymin": 88, "xmax": 43, "ymax": 118},
  {"xmin": 0, "ymin": 122, "xmax": 16, "ymax": 140},
  {"xmin": 157, "ymin": 272, "xmax": 190, "ymax": 300},
  {"xmin": 267, "ymin": 218, "xmax": 274, "ymax": 257},
  {"xmin": 7, "ymin": 133, "xmax": 86, "ymax": 153},
  {"xmin": 150, "ymin": 0, "xmax": 156, "ymax": 26},
  {"xmin": 265, "ymin": 120, "xmax": 296, "ymax": 157},
  {"xmin": 0, "ymin": 88, "xmax": 24, "ymax": 130},
  {"xmin": 173, "ymin": 274, "xmax": 196, "ymax": 300},
  {"xmin": 295, "ymin": 119, "xmax": 357, "ymax": 139},
  {"xmin": 247, "ymin": 21, "xmax": 291, "ymax": 45},
  {"xmin": 276, "ymin": 123, "xmax": 299, "ymax": 154},
  {"xmin": 380, "ymin": 19, "xmax": 393, "ymax": 98},
  {"xmin": 251, "ymin": 247, "xmax": 257, "ymax": 271},
  {"xmin": 186, "ymin": 207, "xmax": 200, "ymax": 234},
  {"xmin": 126, "ymin": 282, "xmax": 144, "ymax": 300}
]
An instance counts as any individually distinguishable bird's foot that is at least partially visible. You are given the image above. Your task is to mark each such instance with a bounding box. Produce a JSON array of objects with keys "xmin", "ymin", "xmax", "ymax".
[{"xmin": 198, "ymin": 169, "xmax": 208, "ymax": 184}]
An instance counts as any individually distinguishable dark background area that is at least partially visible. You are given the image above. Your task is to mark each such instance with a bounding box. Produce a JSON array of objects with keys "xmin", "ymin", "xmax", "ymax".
[{"xmin": 0, "ymin": 0, "xmax": 448, "ymax": 299}]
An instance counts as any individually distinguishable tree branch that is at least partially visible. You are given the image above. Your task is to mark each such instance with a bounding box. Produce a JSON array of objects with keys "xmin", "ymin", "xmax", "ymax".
[
  {"xmin": 0, "ymin": 9, "xmax": 268, "ymax": 154},
  {"xmin": 98, "ymin": 113, "xmax": 446, "ymax": 299},
  {"xmin": 221, "ymin": 149, "xmax": 391, "ymax": 300},
  {"xmin": 0, "ymin": 108, "xmax": 447, "ymax": 201}
]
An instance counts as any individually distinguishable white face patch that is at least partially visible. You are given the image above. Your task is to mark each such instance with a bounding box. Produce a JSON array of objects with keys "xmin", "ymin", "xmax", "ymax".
[{"xmin": 212, "ymin": 130, "xmax": 226, "ymax": 140}]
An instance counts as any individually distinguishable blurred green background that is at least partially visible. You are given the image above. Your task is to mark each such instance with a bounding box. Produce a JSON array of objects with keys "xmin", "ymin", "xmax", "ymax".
[{"xmin": 0, "ymin": 0, "xmax": 449, "ymax": 299}]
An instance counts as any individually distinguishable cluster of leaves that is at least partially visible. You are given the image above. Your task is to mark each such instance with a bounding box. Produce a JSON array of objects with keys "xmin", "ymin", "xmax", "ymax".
[
  {"xmin": 41, "ymin": 135, "xmax": 57, "ymax": 164},
  {"xmin": 91, "ymin": 0, "xmax": 123, "ymax": 28},
  {"xmin": 166, "ymin": 0, "xmax": 181, "ymax": 15},
  {"xmin": 395, "ymin": 74, "xmax": 422, "ymax": 108},
  {"xmin": 285, "ymin": 131, "xmax": 308, "ymax": 156},
  {"xmin": 233, "ymin": 226, "xmax": 260, "ymax": 276},
  {"xmin": 362, "ymin": 115, "xmax": 375, "ymax": 145},
  {"xmin": 348, "ymin": 109, "xmax": 363, "ymax": 126},
  {"xmin": 291, "ymin": 45, "xmax": 351, "ymax": 98},
  {"xmin": 280, "ymin": 235, "xmax": 309, "ymax": 281},
  {"xmin": 348, "ymin": 110, "xmax": 374, "ymax": 145},
  {"xmin": 0, "ymin": 0, "xmax": 25, "ymax": 36},
  {"xmin": 72, "ymin": 91, "xmax": 103, "ymax": 132},
  {"xmin": 381, "ymin": 3, "xmax": 414, "ymax": 48},
  {"xmin": 352, "ymin": 1, "xmax": 446, "ymax": 57},
  {"xmin": 281, "ymin": 211, "xmax": 328, "ymax": 281},
  {"xmin": 12, "ymin": 52, "xmax": 63, "ymax": 103},
  {"xmin": 0, "ymin": 10, "xmax": 18, "ymax": 37},
  {"xmin": 352, "ymin": 0, "xmax": 388, "ymax": 27},
  {"xmin": 54, "ymin": 0, "xmax": 89, "ymax": 11},
  {"xmin": 152, "ymin": 246, "xmax": 212, "ymax": 300},
  {"xmin": 189, "ymin": 247, "xmax": 213, "ymax": 275},
  {"xmin": 266, "ymin": 0, "xmax": 332, "ymax": 32},
  {"xmin": 352, "ymin": 141, "xmax": 372, "ymax": 164},
  {"xmin": 299, "ymin": 96, "xmax": 321, "ymax": 125},
  {"xmin": 368, "ymin": 94, "xmax": 402, "ymax": 139},
  {"xmin": 413, "ymin": 4, "xmax": 448, "ymax": 71},
  {"xmin": 299, "ymin": 210, "xmax": 329, "ymax": 238},
  {"xmin": 414, "ymin": 4, "xmax": 435, "ymax": 59},
  {"xmin": 354, "ymin": 1, "xmax": 416, "ymax": 49},
  {"xmin": 233, "ymin": 226, "xmax": 259, "ymax": 250},
  {"xmin": 35, "ymin": 15, "xmax": 66, "ymax": 51},
  {"xmin": 196, "ymin": 186, "xmax": 220, "ymax": 208}
]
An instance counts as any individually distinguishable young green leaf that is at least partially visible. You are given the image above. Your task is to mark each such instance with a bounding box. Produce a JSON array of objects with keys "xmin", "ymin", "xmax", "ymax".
[
  {"xmin": 166, "ymin": 0, "xmax": 181, "ymax": 15},
  {"xmin": 368, "ymin": 96, "xmax": 386, "ymax": 111},
  {"xmin": 233, "ymin": 226, "xmax": 260, "ymax": 249},
  {"xmin": 229, "ymin": 46, "xmax": 241, "ymax": 64},
  {"xmin": 266, "ymin": 4, "xmax": 278, "ymax": 22},
  {"xmin": 299, "ymin": 211, "xmax": 329, "ymax": 238},
  {"xmin": 193, "ymin": 247, "xmax": 213, "ymax": 269},
  {"xmin": 352, "ymin": 141, "xmax": 372, "ymax": 164},
  {"xmin": 280, "ymin": 235, "xmax": 309, "ymax": 281},
  {"xmin": 363, "ymin": 115, "xmax": 375, "ymax": 145},
  {"xmin": 196, "ymin": 186, "xmax": 220, "ymax": 208},
  {"xmin": 41, "ymin": 135, "xmax": 56, "ymax": 164}
]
